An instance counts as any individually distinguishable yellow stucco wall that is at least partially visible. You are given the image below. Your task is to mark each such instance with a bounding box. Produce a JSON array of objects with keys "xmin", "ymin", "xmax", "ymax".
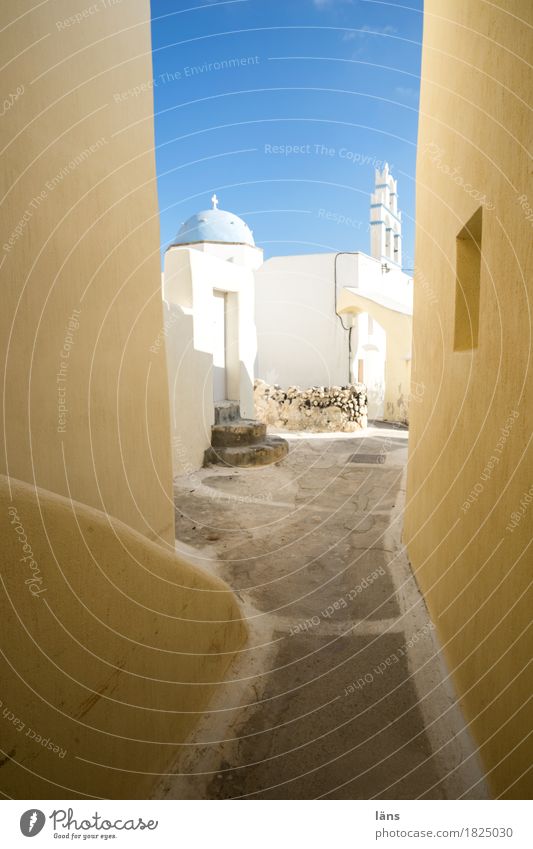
[
  {"xmin": 0, "ymin": 0, "xmax": 174, "ymax": 546},
  {"xmin": 337, "ymin": 291, "xmax": 413, "ymax": 423},
  {"xmin": 405, "ymin": 0, "xmax": 532, "ymax": 798},
  {"xmin": 0, "ymin": 2, "xmax": 247, "ymax": 798}
]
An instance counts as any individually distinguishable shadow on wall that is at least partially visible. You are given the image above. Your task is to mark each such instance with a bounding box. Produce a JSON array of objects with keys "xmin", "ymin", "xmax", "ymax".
[{"xmin": 1, "ymin": 475, "xmax": 246, "ymax": 799}]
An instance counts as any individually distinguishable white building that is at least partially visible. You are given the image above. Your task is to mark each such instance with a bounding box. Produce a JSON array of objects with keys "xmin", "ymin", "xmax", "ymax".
[
  {"xmin": 163, "ymin": 195, "xmax": 263, "ymax": 476},
  {"xmin": 255, "ymin": 165, "xmax": 413, "ymax": 420},
  {"xmin": 162, "ymin": 167, "xmax": 413, "ymax": 479}
]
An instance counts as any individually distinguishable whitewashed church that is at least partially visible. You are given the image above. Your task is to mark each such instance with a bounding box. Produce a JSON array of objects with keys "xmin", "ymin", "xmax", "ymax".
[{"xmin": 162, "ymin": 166, "xmax": 413, "ymax": 477}]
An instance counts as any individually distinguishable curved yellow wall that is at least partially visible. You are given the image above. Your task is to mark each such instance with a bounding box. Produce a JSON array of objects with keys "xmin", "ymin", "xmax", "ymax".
[
  {"xmin": 0, "ymin": 0, "xmax": 174, "ymax": 545},
  {"xmin": 0, "ymin": 2, "xmax": 247, "ymax": 798},
  {"xmin": 405, "ymin": 0, "xmax": 532, "ymax": 798},
  {"xmin": 1, "ymin": 475, "xmax": 246, "ymax": 798}
]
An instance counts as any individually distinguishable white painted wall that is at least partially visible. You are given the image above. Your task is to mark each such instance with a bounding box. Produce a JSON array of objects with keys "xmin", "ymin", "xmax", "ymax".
[
  {"xmin": 163, "ymin": 246, "xmax": 257, "ymax": 476},
  {"xmin": 183, "ymin": 240, "xmax": 263, "ymax": 269},
  {"xmin": 254, "ymin": 253, "xmax": 349, "ymax": 387}
]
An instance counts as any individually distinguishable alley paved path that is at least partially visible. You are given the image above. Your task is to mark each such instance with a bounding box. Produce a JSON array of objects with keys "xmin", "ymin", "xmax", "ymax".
[{"xmin": 160, "ymin": 425, "xmax": 488, "ymax": 800}]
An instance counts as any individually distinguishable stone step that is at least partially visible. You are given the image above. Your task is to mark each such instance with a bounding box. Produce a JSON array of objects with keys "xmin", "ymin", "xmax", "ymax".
[
  {"xmin": 214, "ymin": 401, "xmax": 241, "ymax": 425},
  {"xmin": 204, "ymin": 436, "xmax": 289, "ymax": 468},
  {"xmin": 211, "ymin": 419, "xmax": 267, "ymax": 447}
]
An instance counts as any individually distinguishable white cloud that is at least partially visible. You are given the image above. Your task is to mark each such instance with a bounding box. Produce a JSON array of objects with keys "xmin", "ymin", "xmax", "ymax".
[
  {"xmin": 343, "ymin": 24, "xmax": 397, "ymax": 40},
  {"xmin": 314, "ymin": 0, "xmax": 354, "ymax": 8},
  {"xmin": 395, "ymin": 85, "xmax": 419, "ymax": 100}
]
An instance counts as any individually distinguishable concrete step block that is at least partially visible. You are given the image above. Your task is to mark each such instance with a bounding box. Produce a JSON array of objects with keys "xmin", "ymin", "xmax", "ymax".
[
  {"xmin": 214, "ymin": 401, "xmax": 241, "ymax": 425},
  {"xmin": 211, "ymin": 420, "xmax": 267, "ymax": 447},
  {"xmin": 204, "ymin": 436, "xmax": 289, "ymax": 468}
]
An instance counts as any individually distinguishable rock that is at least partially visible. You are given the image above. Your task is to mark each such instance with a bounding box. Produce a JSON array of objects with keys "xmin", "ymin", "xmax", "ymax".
[{"xmin": 254, "ymin": 379, "xmax": 367, "ymax": 433}]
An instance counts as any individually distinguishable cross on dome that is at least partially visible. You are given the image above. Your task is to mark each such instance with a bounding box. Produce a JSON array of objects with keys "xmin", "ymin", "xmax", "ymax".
[{"xmin": 211, "ymin": 193, "xmax": 219, "ymax": 209}]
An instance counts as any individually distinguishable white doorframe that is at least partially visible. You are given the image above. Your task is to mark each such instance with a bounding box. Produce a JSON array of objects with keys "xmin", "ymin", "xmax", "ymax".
[{"xmin": 212, "ymin": 290, "xmax": 227, "ymax": 402}]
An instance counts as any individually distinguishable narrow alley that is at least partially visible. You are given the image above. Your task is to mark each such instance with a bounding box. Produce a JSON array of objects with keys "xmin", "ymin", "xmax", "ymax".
[{"xmin": 160, "ymin": 425, "xmax": 488, "ymax": 800}]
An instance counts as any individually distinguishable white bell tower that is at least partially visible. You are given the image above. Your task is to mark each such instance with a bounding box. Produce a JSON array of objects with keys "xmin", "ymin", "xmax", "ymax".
[{"xmin": 369, "ymin": 163, "xmax": 402, "ymax": 268}]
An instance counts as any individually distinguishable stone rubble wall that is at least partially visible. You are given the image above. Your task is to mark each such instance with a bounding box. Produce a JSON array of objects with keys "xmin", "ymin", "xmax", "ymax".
[{"xmin": 254, "ymin": 379, "xmax": 368, "ymax": 432}]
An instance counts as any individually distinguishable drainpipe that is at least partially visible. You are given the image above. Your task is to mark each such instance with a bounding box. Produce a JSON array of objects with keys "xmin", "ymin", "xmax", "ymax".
[
  {"xmin": 348, "ymin": 324, "xmax": 354, "ymax": 383},
  {"xmin": 334, "ymin": 252, "xmax": 359, "ymax": 384}
]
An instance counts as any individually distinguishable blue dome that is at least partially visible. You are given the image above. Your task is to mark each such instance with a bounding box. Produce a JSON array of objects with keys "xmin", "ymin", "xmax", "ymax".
[{"xmin": 171, "ymin": 204, "xmax": 255, "ymax": 248}]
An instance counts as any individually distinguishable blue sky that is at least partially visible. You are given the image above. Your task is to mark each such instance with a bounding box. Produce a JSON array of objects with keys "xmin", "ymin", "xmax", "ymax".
[{"xmin": 150, "ymin": 0, "xmax": 423, "ymax": 267}]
